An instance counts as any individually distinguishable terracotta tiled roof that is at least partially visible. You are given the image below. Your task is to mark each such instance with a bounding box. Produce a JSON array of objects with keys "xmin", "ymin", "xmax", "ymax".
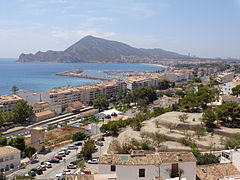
[
  {"xmin": 197, "ymin": 163, "xmax": 240, "ymax": 180},
  {"xmin": 100, "ymin": 152, "xmax": 196, "ymax": 165},
  {"xmin": 158, "ymin": 152, "xmax": 196, "ymax": 163}
]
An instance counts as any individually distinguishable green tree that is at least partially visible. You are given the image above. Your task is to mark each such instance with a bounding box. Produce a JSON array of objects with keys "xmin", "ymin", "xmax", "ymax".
[
  {"xmin": 194, "ymin": 126, "xmax": 206, "ymax": 139},
  {"xmin": 150, "ymin": 132, "xmax": 166, "ymax": 148},
  {"xmin": 13, "ymin": 100, "xmax": 33, "ymax": 123},
  {"xmin": 0, "ymin": 137, "xmax": 7, "ymax": 146},
  {"xmin": 166, "ymin": 122, "xmax": 178, "ymax": 132},
  {"xmin": 190, "ymin": 144, "xmax": 219, "ymax": 165},
  {"xmin": 179, "ymin": 86, "xmax": 217, "ymax": 111},
  {"xmin": 176, "ymin": 90, "xmax": 185, "ymax": 97},
  {"xmin": 216, "ymin": 101, "xmax": 240, "ymax": 127},
  {"xmin": 178, "ymin": 113, "xmax": 189, "ymax": 123},
  {"xmin": 232, "ymin": 85, "xmax": 240, "ymax": 96},
  {"xmin": 72, "ymin": 132, "xmax": 86, "ymax": 141},
  {"xmin": 9, "ymin": 136, "xmax": 25, "ymax": 152},
  {"xmin": 92, "ymin": 98, "xmax": 109, "ymax": 111},
  {"xmin": 157, "ymin": 80, "xmax": 172, "ymax": 90},
  {"xmin": 1, "ymin": 112, "xmax": 14, "ymax": 122},
  {"xmin": 130, "ymin": 119, "xmax": 142, "ymax": 131},
  {"xmin": 24, "ymin": 146, "xmax": 36, "ymax": 158},
  {"xmin": 202, "ymin": 109, "xmax": 217, "ymax": 127},
  {"xmin": 131, "ymin": 87, "xmax": 157, "ymax": 105},
  {"xmin": 79, "ymin": 139, "xmax": 97, "ymax": 160},
  {"xmin": 11, "ymin": 85, "xmax": 19, "ymax": 94}
]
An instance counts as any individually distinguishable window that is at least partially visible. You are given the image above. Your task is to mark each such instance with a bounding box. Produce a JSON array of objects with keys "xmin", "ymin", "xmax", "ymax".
[
  {"xmin": 5, "ymin": 157, "xmax": 9, "ymax": 161},
  {"xmin": 110, "ymin": 165, "xmax": 116, "ymax": 172},
  {"xmin": 0, "ymin": 158, "xmax": 3, "ymax": 162},
  {"xmin": 139, "ymin": 169, "xmax": 145, "ymax": 177},
  {"xmin": 10, "ymin": 155, "xmax": 14, "ymax": 160}
]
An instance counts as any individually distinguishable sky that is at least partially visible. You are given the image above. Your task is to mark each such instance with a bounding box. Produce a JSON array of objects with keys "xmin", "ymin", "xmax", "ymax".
[{"xmin": 0, "ymin": 0, "xmax": 240, "ymax": 58}]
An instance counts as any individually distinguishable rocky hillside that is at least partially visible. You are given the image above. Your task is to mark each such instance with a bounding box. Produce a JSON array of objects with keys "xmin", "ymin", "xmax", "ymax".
[{"xmin": 18, "ymin": 35, "xmax": 189, "ymax": 63}]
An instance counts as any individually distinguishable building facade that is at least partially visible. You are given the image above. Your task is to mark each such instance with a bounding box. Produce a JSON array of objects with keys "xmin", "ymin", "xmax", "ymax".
[
  {"xmin": 0, "ymin": 146, "xmax": 21, "ymax": 172},
  {"xmin": 0, "ymin": 95, "xmax": 22, "ymax": 113},
  {"xmin": 99, "ymin": 151, "xmax": 196, "ymax": 180}
]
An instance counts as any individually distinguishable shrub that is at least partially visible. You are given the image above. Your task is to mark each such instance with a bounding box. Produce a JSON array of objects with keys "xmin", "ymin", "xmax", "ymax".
[
  {"xmin": 179, "ymin": 137, "xmax": 192, "ymax": 146},
  {"xmin": 72, "ymin": 132, "xmax": 86, "ymax": 141}
]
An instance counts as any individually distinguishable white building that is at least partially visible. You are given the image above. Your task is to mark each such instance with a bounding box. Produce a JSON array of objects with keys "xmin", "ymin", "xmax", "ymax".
[
  {"xmin": 0, "ymin": 146, "xmax": 21, "ymax": 172},
  {"xmin": 99, "ymin": 151, "xmax": 196, "ymax": 180},
  {"xmin": 16, "ymin": 90, "xmax": 41, "ymax": 105},
  {"xmin": 220, "ymin": 81, "xmax": 240, "ymax": 95},
  {"xmin": 220, "ymin": 149, "xmax": 240, "ymax": 170},
  {"xmin": 95, "ymin": 109, "xmax": 123, "ymax": 120},
  {"xmin": 0, "ymin": 95, "xmax": 22, "ymax": 113}
]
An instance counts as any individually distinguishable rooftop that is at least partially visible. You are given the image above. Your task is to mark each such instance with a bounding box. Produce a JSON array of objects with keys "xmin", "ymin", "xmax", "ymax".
[
  {"xmin": 0, "ymin": 94, "xmax": 22, "ymax": 103},
  {"xmin": 0, "ymin": 146, "xmax": 21, "ymax": 157},
  {"xmin": 34, "ymin": 110, "xmax": 55, "ymax": 118},
  {"xmin": 196, "ymin": 163, "xmax": 240, "ymax": 180},
  {"xmin": 100, "ymin": 152, "xmax": 196, "ymax": 165}
]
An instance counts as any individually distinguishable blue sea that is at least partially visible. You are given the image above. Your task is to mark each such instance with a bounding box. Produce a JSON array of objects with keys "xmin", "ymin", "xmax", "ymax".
[{"xmin": 0, "ymin": 58, "xmax": 164, "ymax": 95}]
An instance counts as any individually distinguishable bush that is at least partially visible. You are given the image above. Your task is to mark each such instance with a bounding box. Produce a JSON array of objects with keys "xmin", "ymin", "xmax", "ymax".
[
  {"xmin": 190, "ymin": 144, "xmax": 219, "ymax": 165},
  {"xmin": 224, "ymin": 133, "xmax": 240, "ymax": 149},
  {"xmin": 179, "ymin": 137, "xmax": 192, "ymax": 146},
  {"xmin": 72, "ymin": 132, "xmax": 86, "ymax": 141}
]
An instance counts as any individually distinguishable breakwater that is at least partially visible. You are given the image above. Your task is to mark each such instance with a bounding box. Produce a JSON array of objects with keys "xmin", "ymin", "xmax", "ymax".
[{"xmin": 56, "ymin": 69, "xmax": 109, "ymax": 80}]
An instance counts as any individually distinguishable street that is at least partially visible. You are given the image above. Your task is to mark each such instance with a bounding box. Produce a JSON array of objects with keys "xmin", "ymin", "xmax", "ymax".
[{"xmin": 37, "ymin": 147, "xmax": 81, "ymax": 179}]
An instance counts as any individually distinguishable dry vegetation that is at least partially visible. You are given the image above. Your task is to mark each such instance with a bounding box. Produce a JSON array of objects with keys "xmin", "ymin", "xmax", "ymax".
[{"xmin": 44, "ymin": 126, "xmax": 83, "ymax": 148}]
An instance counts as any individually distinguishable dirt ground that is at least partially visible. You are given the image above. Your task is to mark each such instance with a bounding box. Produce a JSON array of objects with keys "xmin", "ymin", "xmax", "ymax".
[
  {"xmin": 117, "ymin": 112, "xmax": 226, "ymax": 151},
  {"xmin": 44, "ymin": 126, "xmax": 82, "ymax": 147}
]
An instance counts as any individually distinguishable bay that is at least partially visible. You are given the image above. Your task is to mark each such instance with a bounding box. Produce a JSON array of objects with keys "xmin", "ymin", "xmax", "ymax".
[{"xmin": 0, "ymin": 58, "xmax": 164, "ymax": 95}]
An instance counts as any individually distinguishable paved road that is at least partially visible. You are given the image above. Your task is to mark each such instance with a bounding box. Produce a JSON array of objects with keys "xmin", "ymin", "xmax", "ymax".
[
  {"xmin": 37, "ymin": 147, "xmax": 81, "ymax": 179},
  {"xmin": 7, "ymin": 142, "xmax": 82, "ymax": 179}
]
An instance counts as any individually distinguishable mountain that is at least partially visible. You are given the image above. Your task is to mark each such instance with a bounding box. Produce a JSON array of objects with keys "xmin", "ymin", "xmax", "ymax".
[{"xmin": 18, "ymin": 35, "xmax": 189, "ymax": 63}]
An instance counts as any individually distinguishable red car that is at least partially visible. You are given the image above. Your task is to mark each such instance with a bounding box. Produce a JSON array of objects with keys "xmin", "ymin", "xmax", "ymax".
[
  {"xmin": 82, "ymin": 170, "xmax": 91, "ymax": 174},
  {"xmin": 54, "ymin": 155, "xmax": 63, "ymax": 160}
]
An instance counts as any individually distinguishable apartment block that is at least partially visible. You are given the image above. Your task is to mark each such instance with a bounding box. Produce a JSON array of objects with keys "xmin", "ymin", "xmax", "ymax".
[{"xmin": 0, "ymin": 95, "xmax": 22, "ymax": 113}]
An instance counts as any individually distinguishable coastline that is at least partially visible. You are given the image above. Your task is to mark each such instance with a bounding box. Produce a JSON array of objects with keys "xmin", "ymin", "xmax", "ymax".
[{"xmin": 142, "ymin": 63, "xmax": 168, "ymax": 69}]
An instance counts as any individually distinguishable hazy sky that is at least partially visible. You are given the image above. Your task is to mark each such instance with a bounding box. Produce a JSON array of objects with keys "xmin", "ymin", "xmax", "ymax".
[{"xmin": 1, "ymin": 0, "xmax": 240, "ymax": 58}]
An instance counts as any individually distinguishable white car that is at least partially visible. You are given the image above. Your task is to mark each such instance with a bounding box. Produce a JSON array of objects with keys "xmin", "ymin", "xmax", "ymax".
[
  {"xmin": 88, "ymin": 158, "xmax": 99, "ymax": 164},
  {"xmin": 68, "ymin": 145, "xmax": 78, "ymax": 150},
  {"xmin": 63, "ymin": 169, "xmax": 71, "ymax": 175},
  {"xmin": 56, "ymin": 173, "xmax": 63, "ymax": 178},
  {"xmin": 44, "ymin": 162, "xmax": 52, "ymax": 168},
  {"xmin": 67, "ymin": 163, "xmax": 77, "ymax": 169}
]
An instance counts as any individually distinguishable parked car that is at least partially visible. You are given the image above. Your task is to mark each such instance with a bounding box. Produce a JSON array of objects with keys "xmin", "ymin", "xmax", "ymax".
[
  {"xmin": 40, "ymin": 165, "xmax": 47, "ymax": 171},
  {"xmin": 63, "ymin": 169, "xmax": 71, "ymax": 175},
  {"xmin": 56, "ymin": 173, "xmax": 64, "ymax": 179},
  {"xmin": 68, "ymin": 144, "xmax": 78, "ymax": 150},
  {"xmin": 80, "ymin": 170, "xmax": 91, "ymax": 174},
  {"xmin": 95, "ymin": 141, "xmax": 103, "ymax": 146},
  {"xmin": 60, "ymin": 148, "xmax": 70, "ymax": 154},
  {"xmin": 88, "ymin": 158, "xmax": 99, "ymax": 164},
  {"xmin": 48, "ymin": 158, "xmax": 60, "ymax": 163},
  {"xmin": 67, "ymin": 163, "xmax": 77, "ymax": 169},
  {"xmin": 33, "ymin": 168, "xmax": 43, "ymax": 175},
  {"xmin": 54, "ymin": 155, "xmax": 63, "ymax": 160},
  {"xmin": 28, "ymin": 170, "xmax": 36, "ymax": 177},
  {"xmin": 44, "ymin": 162, "xmax": 52, "ymax": 168},
  {"xmin": 57, "ymin": 152, "xmax": 66, "ymax": 157},
  {"xmin": 74, "ymin": 142, "xmax": 82, "ymax": 146}
]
